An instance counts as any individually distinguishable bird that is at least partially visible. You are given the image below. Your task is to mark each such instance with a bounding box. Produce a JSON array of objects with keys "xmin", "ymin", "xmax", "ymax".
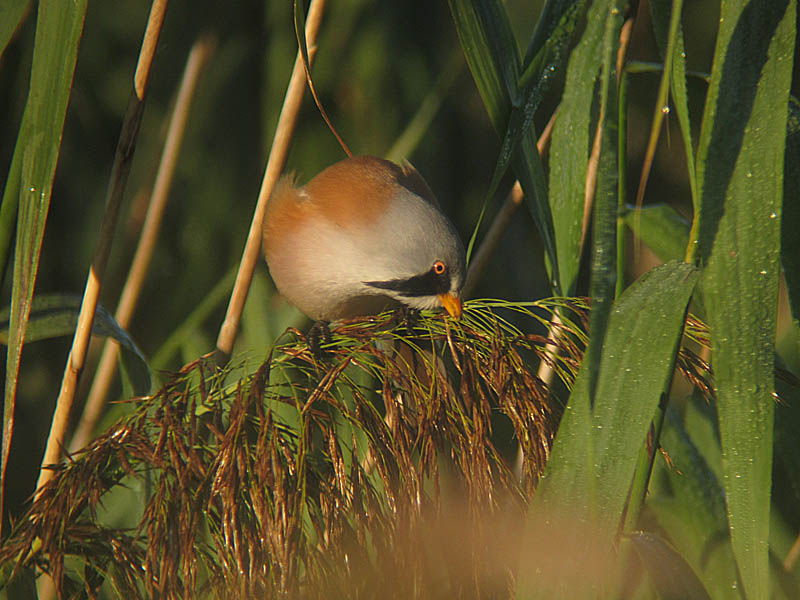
[{"xmin": 262, "ymin": 155, "xmax": 466, "ymax": 326}]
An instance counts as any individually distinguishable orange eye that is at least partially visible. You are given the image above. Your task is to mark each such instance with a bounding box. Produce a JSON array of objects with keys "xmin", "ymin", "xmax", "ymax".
[{"xmin": 433, "ymin": 261, "xmax": 447, "ymax": 275}]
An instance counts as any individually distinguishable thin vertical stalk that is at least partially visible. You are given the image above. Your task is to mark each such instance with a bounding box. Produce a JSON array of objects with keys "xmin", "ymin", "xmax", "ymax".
[
  {"xmin": 37, "ymin": 0, "xmax": 168, "ymax": 494},
  {"xmin": 69, "ymin": 35, "xmax": 214, "ymax": 454},
  {"xmin": 214, "ymin": 0, "xmax": 327, "ymax": 363}
]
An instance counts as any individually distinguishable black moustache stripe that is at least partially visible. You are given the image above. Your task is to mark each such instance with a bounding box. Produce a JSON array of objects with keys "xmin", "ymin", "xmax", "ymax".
[{"xmin": 365, "ymin": 267, "xmax": 451, "ymax": 298}]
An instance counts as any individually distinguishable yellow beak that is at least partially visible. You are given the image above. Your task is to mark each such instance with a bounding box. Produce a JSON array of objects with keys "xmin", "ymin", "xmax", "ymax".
[{"xmin": 438, "ymin": 292, "xmax": 462, "ymax": 319}]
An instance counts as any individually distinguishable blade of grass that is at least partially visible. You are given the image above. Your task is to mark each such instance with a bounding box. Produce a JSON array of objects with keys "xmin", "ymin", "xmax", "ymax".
[
  {"xmin": 489, "ymin": 3, "xmax": 585, "ymax": 290},
  {"xmin": 523, "ymin": 0, "xmax": 582, "ymax": 65},
  {"xmin": 214, "ymin": 0, "xmax": 327, "ymax": 363},
  {"xmin": 446, "ymin": 0, "xmax": 520, "ymax": 129},
  {"xmin": 693, "ymin": 0, "xmax": 796, "ymax": 596},
  {"xmin": 484, "ymin": 0, "xmax": 584, "ymax": 209},
  {"xmin": 70, "ymin": 35, "xmax": 214, "ymax": 454},
  {"xmin": 585, "ymin": 5, "xmax": 625, "ymax": 390},
  {"xmin": 0, "ymin": 0, "xmax": 87, "ymax": 537},
  {"xmin": 547, "ymin": 0, "xmax": 618, "ymax": 296},
  {"xmin": 446, "ymin": 0, "xmax": 542, "ymax": 275},
  {"xmin": 38, "ymin": 0, "xmax": 167, "ymax": 496},
  {"xmin": 518, "ymin": 261, "xmax": 698, "ymax": 597}
]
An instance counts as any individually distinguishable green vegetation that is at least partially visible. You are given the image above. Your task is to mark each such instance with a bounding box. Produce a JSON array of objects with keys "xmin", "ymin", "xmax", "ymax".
[{"xmin": 1, "ymin": 0, "xmax": 798, "ymax": 597}]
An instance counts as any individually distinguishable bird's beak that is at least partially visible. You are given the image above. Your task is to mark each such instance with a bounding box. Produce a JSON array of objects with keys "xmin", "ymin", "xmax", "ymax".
[{"xmin": 438, "ymin": 292, "xmax": 462, "ymax": 319}]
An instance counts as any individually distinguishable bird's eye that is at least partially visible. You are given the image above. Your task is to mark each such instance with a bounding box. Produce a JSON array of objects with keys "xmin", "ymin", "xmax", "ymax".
[{"xmin": 432, "ymin": 260, "xmax": 447, "ymax": 275}]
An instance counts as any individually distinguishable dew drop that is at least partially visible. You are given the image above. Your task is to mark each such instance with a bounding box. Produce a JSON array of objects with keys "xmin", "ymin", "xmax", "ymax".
[
  {"xmin": 661, "ymin": 105, "xmax": 670, "ymax": 115},
  {"xmin": 745, "ymin": 172, "xmax": 753, "ymax": 178},
  {"xmin": 769, "ymin": 212, "xmax": 777, "ymax": 219}
]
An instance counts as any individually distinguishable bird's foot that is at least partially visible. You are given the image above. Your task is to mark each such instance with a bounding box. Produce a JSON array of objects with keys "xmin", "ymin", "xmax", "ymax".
[
  {"xmin": 307, "ymin": 320, "xmax": 333, "ymax": 360},
  {"xmin": 392, "ymin": 305, "xmax": 421, "ymax": 337}
]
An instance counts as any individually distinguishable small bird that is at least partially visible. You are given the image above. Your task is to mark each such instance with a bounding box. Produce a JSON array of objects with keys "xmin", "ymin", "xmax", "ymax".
[{"xmin": 262, "ymin": 155, "xmax": 466, "ymax": 324}]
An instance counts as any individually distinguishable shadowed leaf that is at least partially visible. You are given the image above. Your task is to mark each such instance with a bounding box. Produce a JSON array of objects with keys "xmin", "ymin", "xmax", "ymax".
[
  {"xmin": 0, "ymin": 294, "xmax": 151, "ymax": 398},
  {"xmin": 627, "ymin": 531, "xmax": 712, "ymax": 600},
  {"xmin": 695, "ymin": 0, "xmax": 796, "ymax": 596},
  {"xmin": 623, "ymin": 203, "xmax": 690, "ymax": 264}
]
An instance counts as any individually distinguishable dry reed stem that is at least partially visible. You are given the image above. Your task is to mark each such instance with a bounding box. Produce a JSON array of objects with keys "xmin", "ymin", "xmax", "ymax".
[
  {"xmin": 134, "ymin": 0, "xmax": 167, "ymax": 101},
  {"xmin": 69, "ymin": 35, "xmax": 215, "ymax": 455},
  {"xmin": 38, "ymin": 0, "xmax": 168, "ymax": 495},
  {"xmin": 214, "ymin": 0, "xmax": 327, "ymax": 363},
  {"xmin": 462, "ymin": 109, "xmax": 557, "ymax": 298}
]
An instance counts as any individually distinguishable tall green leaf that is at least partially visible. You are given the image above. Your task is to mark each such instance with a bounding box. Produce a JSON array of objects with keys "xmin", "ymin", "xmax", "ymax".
[
  {"xmin": 694, "ymin": 0, "xmax": 796, "ymax": 596},
  {"xmin": 447, "ymin": 0, "xmax": 519, "ymax": 128},
  {"xmin": 586, "ymin": 0, "xmax": 623, "ymax": 387},
  {"xmin": 517, "ymin": 261, "xmax": 699, "ymax": 597},
  {"xmin": 0, "ymin": 0, "xmax": 87, "ymax": 532},
  {"xmin": 547, "ymin": 0, "xmax": 616, "ymax": 296}
]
